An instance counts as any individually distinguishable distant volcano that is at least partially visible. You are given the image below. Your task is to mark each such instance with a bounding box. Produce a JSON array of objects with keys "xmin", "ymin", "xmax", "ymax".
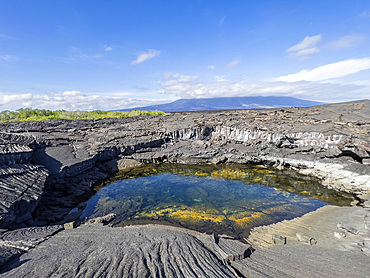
[{"xmin": 121, "ymin": 96, "xmax": 324, "ymax": 112}]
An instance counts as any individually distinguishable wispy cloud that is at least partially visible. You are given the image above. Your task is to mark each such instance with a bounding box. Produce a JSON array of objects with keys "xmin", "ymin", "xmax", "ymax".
[
  {"xmin": 0, "ymin": 90, "xmax": 166, "ymax": 111},
  {"xmin": 219, "ymin": 16, "xmax": 227, "ymax": 26},
  {"xmin": 287, "ymin": 35, "xmax": 322, "ymax": 52},
  {"xmin": 131, "ymin": 49, "xmax": 160, "ymax": 65},
  {"xmin": 0, "ymin": 54, "xmax": 18, "ymax": 62},
  {"xmin": 161, "ymin": 72, "xmax": 369, "ymax": 103},
  {"xmin": 287, "ymin": 35, "xmax": 322, "ymax": 59},
  {"xmin": 208, "ymin": 65, "xmax": 216, "ymax": 70},
  {"xmin": 104, "ymin": 45, "xmax": 113, "ymax": 51},
  {"xmin": 163, "ymin": 72, "xmax": 198, "ymax": 82},
  {"xmin": 0, "ymin": 34, "xmax": 15, "ymax": 40},
  {"xmin": 359, "ymin": 10, "xmax": 370, "ymax": 17},
  {"xmin": 290, "ymin": 47, "xmax": 320, "ymax": 57},
  {"xmin": 275, "ymin": 58, "xmax": 370, "ymax": 82},
  {"xmin": 59, "ymin": 54, "xmax": 104, "ymax": 63},
  {"xmin": 326, "ymin": 35, "xmax": 364, "ymax": 49},
  {"xmin": 212, "ymin": 75, "xmax": 228, "ymax": 82},
  {"xmin": 226, "ymin": 59, "xmax": 239, "ymax": 68},
  {"xmin": 58, "ymin": 46, "xmax": 105, "ymax": 63}
]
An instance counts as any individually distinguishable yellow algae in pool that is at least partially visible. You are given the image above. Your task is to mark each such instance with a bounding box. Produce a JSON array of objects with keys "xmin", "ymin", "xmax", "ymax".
[
  {"xmin": 211, "ymin": 171, "xmax": 221, "ymax": 178},
  {"xmin": 194, "ymin": 171, "xmax": 208, "ymax": 177},
  {"xmin": 81, "ymin": 163, "xmax": 354, "ymax": 239},
  {"xmin": 170, "ymin": 208, "xmax": 225, "ymax": 223},
  {"xmin": 140, "ymin": 207, "xmax": 177, "ymax": 218},
  {"xmin": 139, "ymin": 205, "xmax": 226, "ymax": 224},
  {"xmin": 252, "ymin": 168, "xmax": 273, "ymax": 175},
  {"xmin": 228, "ymin": 211, "xmax": 265, "ymax": 226},
  {"xmin": 210, "ymin": 169, "xmax": 246, "ymax": 179}
]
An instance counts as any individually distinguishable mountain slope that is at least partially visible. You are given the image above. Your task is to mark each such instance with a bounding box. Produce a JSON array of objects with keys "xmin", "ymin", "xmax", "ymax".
[{"xmin": 123, "ymin": 96, "xmax": 323, "ymax": 112}]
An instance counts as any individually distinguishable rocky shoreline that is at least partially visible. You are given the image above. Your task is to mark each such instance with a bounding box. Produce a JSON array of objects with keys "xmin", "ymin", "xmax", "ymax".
[{"xmin": 1, "ymin": 100, "xmax": 370, "ymax": 276}]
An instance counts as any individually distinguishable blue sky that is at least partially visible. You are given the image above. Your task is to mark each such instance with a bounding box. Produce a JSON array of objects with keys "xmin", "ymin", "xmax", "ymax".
[{"xmin": 1, "ymin": 1, "xmax": 370, "ymax": 110}]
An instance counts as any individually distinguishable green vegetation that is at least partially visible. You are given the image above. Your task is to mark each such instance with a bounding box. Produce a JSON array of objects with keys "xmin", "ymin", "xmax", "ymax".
[{"xmin": 0, "ymin": 108, "xmax": 165, "ymax": 122}]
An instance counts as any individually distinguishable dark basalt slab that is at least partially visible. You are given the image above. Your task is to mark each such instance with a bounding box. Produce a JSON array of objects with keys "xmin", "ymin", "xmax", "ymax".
[
  {"xmin": 0, "ymin": 164, "xmax": 48, "ymax": 229},
  {"xmin": 0, "ymin": 101, "xmax": 369, "ymax": 228},
  {"xmin": 0, "ymin": 101, "xmax": 369, "ymax": 276},
  {"xmin": 0, "ymin": 225, "xmax": 63, "ymax": 271},
  {"xmin": 0, "ymin": 225, "xmax": 236, "ymax": 277}
]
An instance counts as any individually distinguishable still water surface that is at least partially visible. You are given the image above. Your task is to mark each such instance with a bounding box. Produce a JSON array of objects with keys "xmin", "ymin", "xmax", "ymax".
[{"xmin": 81, "ymin": 164, "xmax": 353, "ymax": 238}]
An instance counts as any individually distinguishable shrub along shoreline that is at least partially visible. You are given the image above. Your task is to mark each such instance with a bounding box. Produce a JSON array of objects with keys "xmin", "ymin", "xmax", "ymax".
[{"xmin": 0, "ymin": 108, "xmax": 165, "ymax": 122}]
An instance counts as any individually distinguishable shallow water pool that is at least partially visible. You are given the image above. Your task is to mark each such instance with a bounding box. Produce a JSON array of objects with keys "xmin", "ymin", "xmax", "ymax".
[{"xmin": 81, "ymin": 164, "xmax": 353, "ymax": 238}]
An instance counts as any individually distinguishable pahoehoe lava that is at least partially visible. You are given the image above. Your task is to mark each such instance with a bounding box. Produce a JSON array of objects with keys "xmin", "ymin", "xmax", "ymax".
[{"xmin": 1, "ymin": 100, "xmax": 370, "ymax": 277}]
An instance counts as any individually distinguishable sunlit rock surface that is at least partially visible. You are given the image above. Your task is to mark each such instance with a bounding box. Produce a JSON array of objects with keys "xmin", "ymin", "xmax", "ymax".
[
  {"xmin": 231, "ymin": 244, "xmax": 370, "ymax": 278},
  {"xmin": 0, "ymin": 100, "xmax": 370, "ymax": 276},
  {"xmin": 0, "ymin": 225, "xmax": 235, "ymax": 278},
  {"xmin": 2, "ymin": 224, "xmax": 369, "ymax": 278}
]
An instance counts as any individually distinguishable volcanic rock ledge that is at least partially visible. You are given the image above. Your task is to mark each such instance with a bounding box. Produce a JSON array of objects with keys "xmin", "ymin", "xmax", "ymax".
[
  {"xmin": 0, "ymin": 100, "xmax": 370, "ymax": 276},
  {"xmin": 1, "ymin": 225, "xmax": 236, "ymax": 278},
  {"xmin": 0, "ymin": 100, "xmax": 369, "ymax": 228},
  {"xmin": 2, "ymin": 223, "xmax": 370, "ymax": 278},
  {"xmin": 0, "ymin": 164, "xmax": 48, "ymax": 229}
]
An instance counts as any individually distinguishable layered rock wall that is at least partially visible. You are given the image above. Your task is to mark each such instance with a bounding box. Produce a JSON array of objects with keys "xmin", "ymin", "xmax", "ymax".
[{"xmin": 0, "ymin": 100, "xmax": 370, "ymax": 228}]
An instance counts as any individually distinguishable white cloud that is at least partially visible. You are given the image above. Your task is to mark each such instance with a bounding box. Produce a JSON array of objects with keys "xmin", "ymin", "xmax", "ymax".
[
  {"xmin": 326, "ymin": 35, "xmax": 364, "ymax": 49},
  {"xmin": 161, "ymin": 72, "xmax": 369, "ymax": 103},
  {"xmin": 104, "ymin": 45, "xmax": 113, "ymax": 51},
  {"xmin": 288, "ymin": 47, "xmax": 319, "ymax": 58},
  {"xmin": 0, "ymin": 93, "xmax": 32, "ymax": 105},
  {"xmin": 208, "ymin": 65, "xmax": 216, "ymax": 70},
  {"xmin": 226, "ymin": 59, "xmax": 239, "ymax": 68},
  {"xmin": 287, "ymin": 35, "xmax": 322, "ymax": 59},
  {"xmin": 352, "ymin": 80, "xmax": 370, "ymax": 87},
  {"xmin": 275, "ymin": 58, "xmax": 370, "ymax": 82},
  {"xmin": 163, "ymin": 72, "xmax": 198, "ymax": 83},
  {"xmin": 0, "ymin": 90, "xmax": 167, "ymax": 111},
  {"xmin": 0, "ymin": 54, "xmax": 18, "ymax": 62},
  {"xmin": 212, "ymin": 75, "xmax": 228, "ymax": 82},
  {"xmin": 131, "ymin": 49, "xmax": 160, "ymax": 65},
  {"xmin": 287, "ymin": 35, "xmax": 322, "ymax": 52},
  {"xmin": 178, "ymin": 75, "xmax": 198, "ymax": 83},
  {"xmin": 163, "ymin": 72, "xmax": 177, "ymax": 80}
]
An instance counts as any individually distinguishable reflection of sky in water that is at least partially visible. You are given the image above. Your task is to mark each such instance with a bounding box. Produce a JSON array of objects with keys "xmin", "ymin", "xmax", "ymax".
[
  {"xmin": 81, "ymin": 172, "xmax": 334, "ymax": 238},
  {"xmin": 82, "ymin": 174, "xmax": 325, "ymax": 217}
]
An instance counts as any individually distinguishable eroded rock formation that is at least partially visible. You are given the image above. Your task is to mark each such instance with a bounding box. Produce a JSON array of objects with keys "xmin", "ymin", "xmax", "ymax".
[
  {"xmin": 1, "ymin": 225, "xmax": 236, "ymax": 278},
  {"xmin": 1, "ymin": 100, "xmax": 370, "ymax": 277},
  {"xmin": 0, "ymin": 100, "xmax": 369, "ymax": 229}
]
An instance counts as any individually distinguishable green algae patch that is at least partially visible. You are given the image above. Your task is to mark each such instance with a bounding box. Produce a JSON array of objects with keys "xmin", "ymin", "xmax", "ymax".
[{"xmin": 81, "ymin": 164, "xmax": 354, "ymax": 238}]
